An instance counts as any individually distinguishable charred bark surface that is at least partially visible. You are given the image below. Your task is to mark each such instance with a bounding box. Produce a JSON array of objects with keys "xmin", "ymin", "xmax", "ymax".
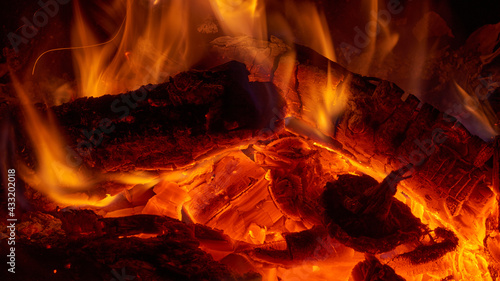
[
  {"xmin": 351, "ymin": 255, "xmax": 406, "ymax": 281},
  {"xmin": 15, "ymin": 61, "xmax": 285, "ymax": 172},
  {"xmin": 208, "ymin": 36, "xmax": 496, "ymax": 235},
  {"xmin": 1, "ymin": 210, "xmax": 258, "ymax": 281}
]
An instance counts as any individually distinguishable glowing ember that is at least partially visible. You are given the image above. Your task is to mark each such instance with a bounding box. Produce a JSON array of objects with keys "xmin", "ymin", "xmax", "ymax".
[{"xmin": 4, "ymin": 0, "xmax": 500, "ymax": 280}]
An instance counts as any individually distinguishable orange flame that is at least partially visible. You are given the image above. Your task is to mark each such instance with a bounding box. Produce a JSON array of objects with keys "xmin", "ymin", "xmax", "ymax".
[
  {"xmin": 13, "ymin": 74, "xmax": 159, "ymax": 207},
  {"xmin": 12, "ymin": 0, "xmax": 499, "ymax": 279},
  {"xmin": 210, "ymin": 0, "xmax": 266, "ymax": 39},
  {"xmin": 281, "ymin": 1, "xmax": 337, "ymax": 62},
  {"xmin": 13, "ymin": 78, "xmax": 95, "ymax": 204},
  {"xmin": 452, "ymin": 81, "xmax": 499, "ymax": 141},
  {"xmin": 71, "ymin": 0, "xmax": 201, "ymax": 97}
]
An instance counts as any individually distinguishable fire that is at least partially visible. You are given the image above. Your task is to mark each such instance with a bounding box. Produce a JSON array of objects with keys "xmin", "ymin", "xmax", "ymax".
[
  {"xmin": 210, "ymin": 0, "xmax": 266, "ymax": 39},
  {"xmin": 317, "ymin": 64, "xmax": 350, "ymax": 133},
  {"xmin": 71, "ymin": 0, "xmax": 203, "ymax": 97},
  {"xmin": 8, "ymin": 0, "xmax": 500, "ymax": 280},
  {"xmin": 280, "ymin": 1, "xmax": 337, "ymax": 62},
  {"xmin": 359, "ymin": 0, "xmax": 399, "ymax": 75},
  {"xmin": 13, "ymin": 78, "xmax": 96, "ymax": 205},
  {"xmin": 337, "ymin": 0, "xmax": 400, "ymax": 76},
  {"xmin": 452, "ymin": 81, "xmax": 499, "ymax": 141}
]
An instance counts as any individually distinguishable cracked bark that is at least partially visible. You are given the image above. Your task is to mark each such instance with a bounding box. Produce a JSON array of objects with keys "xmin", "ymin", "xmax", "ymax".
[
  {"xmin": 4, "ymin": 210, "xmax": 259, "ymax": 281},
  {"xmin": 10, "ymin": 61, "xmax": 286, "ymax": 173},
  {"xmin": 208, "ymin": 36, "xmax": 495, "ymax": 235}
]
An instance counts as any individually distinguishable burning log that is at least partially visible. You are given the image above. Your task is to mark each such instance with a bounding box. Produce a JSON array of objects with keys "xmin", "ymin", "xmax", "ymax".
[
  {"xmin": 393, "ymin": 227, "xmax": 459, "ymax": 265},
  {"xmin": 15, "ymin": 61, "xmax": 285, "ymax": 172},
  {"xmin": 208, "ymin": 36, "xmax": 497, "ymax": 237},
  {"xmin": 321, "ymin": 172, "xmax": 425, "ymax": 254},
  {"xmin": 253, "ymin": 136, "xmax": 331, "ymax": 224},
  {"xmin": 247, "ymin": 225, "xmax": 354, "ymax": 266},
  {"xmin": 2, "ymin": 210, "xmax": 259, "ymax": 281},
  {"xmin": 351, "ymin": 255, "xmax": 405, "ymax": 281}
]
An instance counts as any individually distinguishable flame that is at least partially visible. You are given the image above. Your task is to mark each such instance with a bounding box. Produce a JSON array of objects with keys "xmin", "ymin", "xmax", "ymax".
[
  {"xmin": 11, "ymin": 0, "xmax": 500, "ymax": 278},
  {"xmin": 317, "ymin": 64, "xmax": 350, "ymax": 133},
  {"xmin": 13, "ymin": 74, "xmax": 159, "ymax": 207},
  {"xmin": 341, "ymin": 0, "xmax": 399, "ymax": 75},
  {"xmin": 294, "ymin": 62, "xmax": 351, "ymax": 135},
  {"xmin": 210, "ymin": 0, "xmax": 266, "ymax": 39},
  {"xmin": 281, "ymin": 1, "xmax": 337, "ymax": 62},
  {"xmin": 210, "ymin": 0, "xmax": 336, "ymax": 61},
  {"xmin": 13, "ymin": 78, "xmax": 98, "ymax": 205},
  {"xmin": 452, "ymin": 81, "xmax": 499, "ymax": 141},
  {"xmin": 72, "ymin": 0, "xmax": 201, "ymax": 97}
]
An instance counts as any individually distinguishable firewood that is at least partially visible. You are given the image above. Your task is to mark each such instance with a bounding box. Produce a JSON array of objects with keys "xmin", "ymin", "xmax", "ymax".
[
  {"xmin": 351, "ymin": 255, "xmax": 405, "ymax": 281},
  {"xmin": 208, "ymin": 36, "xmax": 496, "ymax": 235},
  {"xmin": 248, "ymin": 225, "xmax": 353, "ymax": 266},
  {"xmin": 14, "ymin": 61, "xmax": 285, "ymax": 172},
  {"xmin": 4, "ymin": 210, "xmax": 259, "ymax": 281},
  {"xmin": 321, "ymin": 173, "xmax": 425, "ymax": 254}
]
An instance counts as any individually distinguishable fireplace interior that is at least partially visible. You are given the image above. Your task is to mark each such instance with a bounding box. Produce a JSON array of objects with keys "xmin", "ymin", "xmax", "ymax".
[{"xmin": 1, "ymin": 0, "xmax": 500, "ymax": 280}]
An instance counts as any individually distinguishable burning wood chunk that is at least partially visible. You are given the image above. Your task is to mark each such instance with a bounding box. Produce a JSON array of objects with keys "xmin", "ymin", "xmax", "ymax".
[
  {"xmin": 1, "ymin": 210, "xmax": 258, "ymax": 280},
  {"xmin": 183, "ymin": 151, "xmax": 267, "ymax": 225},
  {"xmin": 394, "ymin": 227, "xmax": 458, "ymax": 265},
  {"xmin": 182, "ymin": 150, "xmax": 288, "ymax": 241},
  {"xmin": 252, "ymin": 135, "xmax": 358, "ymax": 225},
  {"xmin": 321, "ymin": 172, "xmax": 425, "ymax": 254},
  {"xmin": 16, "ymin": 211, "xmax": 65, "ymax": 243},
  {"xmin": 248, "ymin": 225, "xmax": 353, "ymax": 266},
  {"xmin": 254, "ymin": 137, "xmax": 327, "ymax": 223},
  {"xmin": 208, "ymin": 35, "xmax": 496, "ymax": 238},
  {"xmin": 351, "ymin": 255, "xmax": 405, "ymax": 281},
  {"xmin": 19, "ymin": 61, "xmax": 286, "ymax": 172}
]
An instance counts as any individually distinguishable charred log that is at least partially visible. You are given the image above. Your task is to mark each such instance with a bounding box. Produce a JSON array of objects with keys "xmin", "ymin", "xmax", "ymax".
[
  {"xmin": 351, "ymin": 255, "xmax": 405, "ymax": 281},
  {"xmin": 247, "ymin": 225, "xmax": 350, "ymax": 266},
  {"xmin": 207, "ymin": 36, "xmax": 496, "ymax": 235},
  {"xmin": 2, "ymin": 210, "xmax": 258, "ymax": 281},
  {"xmin": 13, "ymin": 61, "xmax": 285, "ymax": 172},
  {"xmin": 394, "ymin": 227, "xmax": 458, "ymax": 265}
]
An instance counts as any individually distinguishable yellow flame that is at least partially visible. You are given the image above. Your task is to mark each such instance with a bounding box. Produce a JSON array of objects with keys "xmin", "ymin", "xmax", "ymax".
[
  {"xmin": 210, "ymin": 0, "xmax": 266, "ymax": 39},
  {"xmin": 318, "ymin": 64, "xmax": 350, "ymax": 133},
  {"xmin": 13, "ymin": 78, "xmax": 94, "ymax": 205},
  {"xmin": 353, "ymin": 0, "xmax": 399, "ymax": 75},
  {"xmin": 281, "ymin": 1, "xmax": 337, "ymax": 62},
  {"xmin": 452, "ymin": 81, "xmax": 499, "ymax": 141},
  {"xmin": 72, "ymin": 0, "xmax": 200, "ymax": 97}
]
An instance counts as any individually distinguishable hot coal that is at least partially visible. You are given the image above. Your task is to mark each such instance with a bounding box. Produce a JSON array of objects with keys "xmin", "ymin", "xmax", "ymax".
[
  {"xmin": 208, "ymin": 35, "xmax": 496, "ymax": 236},
  {"xmin": 351, "ymin": 255, "xmax": 405, "ymax": 281},
  {"xmin": 1, "ymin": 210, "xmax": 258, "ymax": 281},
  {"xmin": 321, "ymin": 173, "xmax": 425, "ymax": 254}
]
